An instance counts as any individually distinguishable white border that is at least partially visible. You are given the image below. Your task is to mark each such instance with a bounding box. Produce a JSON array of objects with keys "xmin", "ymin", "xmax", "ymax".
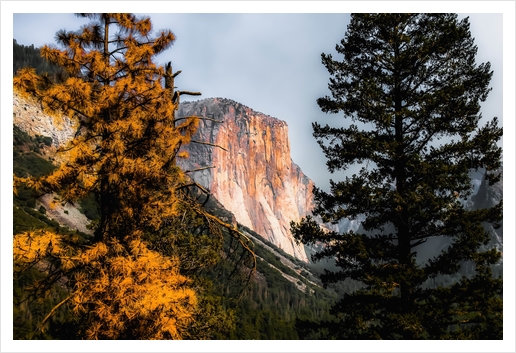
[{"xmin": 2, "ymin": 1, "xmax": 514, "ymax": 352}]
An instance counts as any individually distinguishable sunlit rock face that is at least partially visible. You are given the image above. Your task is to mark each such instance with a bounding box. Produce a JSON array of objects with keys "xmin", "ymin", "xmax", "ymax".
[{"xmin": 177, "ymin": 98, "xmax": 313, "ymax": 262}]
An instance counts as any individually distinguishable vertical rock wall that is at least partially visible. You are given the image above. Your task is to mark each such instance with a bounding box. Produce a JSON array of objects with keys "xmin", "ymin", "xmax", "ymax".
[{"xmin": 177, "ymin": 98, "xmax": 314, "ymax": 262}]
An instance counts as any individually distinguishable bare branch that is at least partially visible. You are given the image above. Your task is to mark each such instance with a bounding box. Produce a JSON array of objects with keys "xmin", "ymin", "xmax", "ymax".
[
  {"xmin": 184, "ymin": 166, "xmax": 216, "ymax": 174},
  {"xmin": 178, "ymin": 90, "xmax": 202, "ymax": 96},
  {"xmin": 174, "ymin": 116, "xmax": 224, "ymax": 124},
  {"xmin": 176, "ymin": 181, "xmax": 210, "ymax": 195},
  {"xmin": 201, "ymin": 210, "xmax": 256, "ymax": 273},
  {"xmin": 190, "ymin": 140, "xmax": 228, "ymax": 152}
]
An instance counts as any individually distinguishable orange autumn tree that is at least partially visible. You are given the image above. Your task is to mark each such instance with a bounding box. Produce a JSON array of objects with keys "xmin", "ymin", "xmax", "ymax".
[{"xmin": 13, "ymin": 13, "xmax": 254, "ymax": 339}]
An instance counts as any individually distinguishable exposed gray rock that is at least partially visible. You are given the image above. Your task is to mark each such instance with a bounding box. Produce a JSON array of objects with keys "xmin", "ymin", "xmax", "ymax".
[{"xmin": 13, "ymin": 91, "xmax": 76, "ymax": 149}]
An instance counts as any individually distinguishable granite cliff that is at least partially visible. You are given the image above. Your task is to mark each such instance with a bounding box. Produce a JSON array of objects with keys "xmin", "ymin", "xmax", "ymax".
[{"xmin": 177, "ymin": 98, "xmax": 314, "ymax": 262}]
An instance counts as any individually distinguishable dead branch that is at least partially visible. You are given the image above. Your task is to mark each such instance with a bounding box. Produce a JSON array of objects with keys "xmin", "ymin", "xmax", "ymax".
[
  {"xmin": 176, "ymin": 181, "xmax": 210, "ymax": 195},
  {"xmin": 184, "ymin": 166, "xmax": 216, "ymax": 174},
  {"xmin": 201, "ymin": 210, "xmax": 256, "ymax": 273},
  {"xmin": 174, "ymin": 116, "xmax": 224, "ymax": 124},
  {"xmin": 190, "ymin": 140, "xmax": 228, "ymax": 152},
  {"xmin": 178, "ymin": 90, "xmax": 202, "ymax": 96}
]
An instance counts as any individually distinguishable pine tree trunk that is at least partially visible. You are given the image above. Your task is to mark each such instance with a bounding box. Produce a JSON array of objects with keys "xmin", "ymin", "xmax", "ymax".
[{"xmin": 394, "ymin": 61, "xmax": 413, "ymax": 331}]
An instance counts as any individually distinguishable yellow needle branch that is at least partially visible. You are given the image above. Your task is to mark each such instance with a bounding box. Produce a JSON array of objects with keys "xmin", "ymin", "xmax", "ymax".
[{"xmin": 31, "ymin": 294, "xmax": 72, "ymax": 339}]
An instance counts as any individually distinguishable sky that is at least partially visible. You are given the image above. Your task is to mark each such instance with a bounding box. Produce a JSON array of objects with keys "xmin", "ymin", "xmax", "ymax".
[
  {"xmin": 2, "ymin": 2, "xmax": 515, "ymax": 352},
  {"xmin": 7, "ymin": 8, "xmax": 508, "ymax": 191}
]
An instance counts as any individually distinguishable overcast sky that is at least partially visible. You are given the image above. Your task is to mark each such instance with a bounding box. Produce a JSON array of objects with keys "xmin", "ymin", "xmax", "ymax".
[
  {"xmin": 8, "ymin": 8, "xmax": 507, "ymax": 191},
  {"xmin": 2, "ymin": 2, "xmax": 515, "ymax": 352}
]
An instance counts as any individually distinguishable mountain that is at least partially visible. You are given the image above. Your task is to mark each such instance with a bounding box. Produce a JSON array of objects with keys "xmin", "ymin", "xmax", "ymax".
[
  {"xmin": 14, "ymin": 92, "xmax": 323, "ymax": 263},
  {"xmin": 12, "ymin": 91, "xmax": 338, "ymax": 339},
  {"xmin": 177, "ymin": 98, "xmax": 315, "ymax": 262},
  {"xmin": 14, "ymin": 91, "xmax": 503, "ymax": 270}
]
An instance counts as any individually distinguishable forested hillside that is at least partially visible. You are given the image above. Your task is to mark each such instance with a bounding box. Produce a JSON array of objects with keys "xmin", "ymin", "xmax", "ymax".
[{"xmin": 13, "ymin": 39, "xmax": 65, "ymax": 80}]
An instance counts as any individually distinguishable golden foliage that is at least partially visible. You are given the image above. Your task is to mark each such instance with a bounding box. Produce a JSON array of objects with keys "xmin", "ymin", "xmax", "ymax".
[
  {"xmin": 77, "ymin": 241, "xmax": 197, "ymax": 340},
  {"xmin": 13, "ymin": 13, "xmax": 196, "ymax": 243},
  {"xmin": 13, "ymin": 13, "xmax": 255, "ymax": 339},
  {"xmin": 14, "ymin": 231, "xmax": 197, "ymax": 339}
]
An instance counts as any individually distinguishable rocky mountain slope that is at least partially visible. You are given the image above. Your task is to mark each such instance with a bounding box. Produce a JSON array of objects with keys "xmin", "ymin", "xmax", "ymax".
[
  {"xmin": 471, "ymin": 169, "xmax": 503, "ymax": 272},
  {"xmin": 12, "ymin": 92, "xmax": 322, "ymax": 290},
  {"xmin": 177, "ymin": 98, "xmax": 315, "ymax": 262},
  {"xmin": 14, "ymin": 93, "xmax": 318, "ymax": 263}
]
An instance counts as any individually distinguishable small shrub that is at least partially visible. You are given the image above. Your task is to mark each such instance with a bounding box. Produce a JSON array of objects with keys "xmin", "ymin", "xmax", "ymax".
[
  {"xmin": 36, "ymin": 135, "xmax": 52, "ymax": 146},
  {"xmin": 29, "ymin": 144, "xmax": 41, "ymax": 153}
]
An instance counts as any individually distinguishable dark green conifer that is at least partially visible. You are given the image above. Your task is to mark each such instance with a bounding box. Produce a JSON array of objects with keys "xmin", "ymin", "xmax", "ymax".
[{"xmin": 292, "ymin": 13, "xmax": 502, "ymax": 339}]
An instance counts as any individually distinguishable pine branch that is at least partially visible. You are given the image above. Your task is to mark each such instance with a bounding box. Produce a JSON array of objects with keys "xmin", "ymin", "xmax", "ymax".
[{"xmin": 30, "ymin": 295, "xmax": 72, "ymax": 339}]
